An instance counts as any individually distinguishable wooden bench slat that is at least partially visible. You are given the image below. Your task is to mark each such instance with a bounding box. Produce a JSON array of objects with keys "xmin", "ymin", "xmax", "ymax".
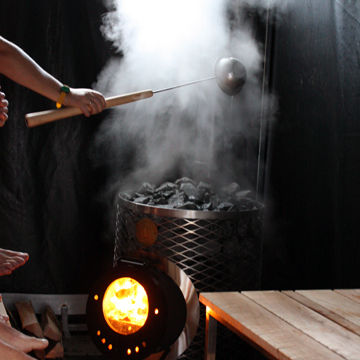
[
  {"xmin": 335, "ymin": 289, "xmax": 360, "ymax": 304},
  {"xmin": 243, "ymin": 290, "xmax": 360, "ymax": 360},
  {"xmin": 283, "ymin": 290, "xmax": 360, "ymax": 337},
  {"xmin": 296, "ymin": 290, "xmax": 360, "ymax": 328},
  {"xmin": 200, "ymin": 292, "xmax": 343, "ymax": 360}
]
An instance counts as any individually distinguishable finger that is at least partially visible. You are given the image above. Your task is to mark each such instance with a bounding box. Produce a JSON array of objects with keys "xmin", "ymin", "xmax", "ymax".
[
  {"xmin": 97, "ymin": 93, "xmax": 106, "ymax": 109},
  {"xmin": 91, "ymin": 91, "xmax": 106, "ymax": 110},
  {"xmin": 95, "ymin": 93, "xmax": 107, "ymax": 112},
  {"xmin": 0, "ymin": 113, "xmax": 8, "ymax": 126},
  {"xmin": 88, "ymin": 103, "xmax": 94, "ymax": 115},
  {"xmin": 86, "ymin": 98, "xmax": 95, "ymax": 114},
  {"xmin": 0, "ymin": 107, "xmax": 8, "ymax": 116},
  {"xmin": 0, "ymin": 99, "xmax": 9, "ymax": 108},
  {"xmin": 91, "ymin": 98, "xmax": 102, "ymax": 114},
  {"xmin": 88, "ymin": 96, "xmax": 104, "ymax": 115},
  {"xmin": 22, "ymin": 253, "xmax": 29, "ymax": 262},
  {"xmin": 81, "ymin": 105, "xmax": 91, "ymax": 118},
  {"xmin": 0, "ymin": 106, "xmax": 8, "ymax": 115}
]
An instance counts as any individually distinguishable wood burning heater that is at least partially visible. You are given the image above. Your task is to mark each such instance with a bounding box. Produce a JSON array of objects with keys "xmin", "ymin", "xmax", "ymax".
[
  {"xmin": 86, "ymin": 247, "xmax": 199, "ymax": 359},
  {"xmin": 110, "ymin": 179, "xmax": 264, "ymax": 359}
]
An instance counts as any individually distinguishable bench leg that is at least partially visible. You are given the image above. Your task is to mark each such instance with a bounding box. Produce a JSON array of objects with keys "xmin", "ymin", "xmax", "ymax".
[{"xmin": 205, "ymin": 307, "xmax": 217, "ymax": 360}]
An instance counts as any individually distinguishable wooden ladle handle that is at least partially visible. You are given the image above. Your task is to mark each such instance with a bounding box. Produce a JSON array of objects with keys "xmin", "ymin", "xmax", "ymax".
[{"xmin": 25, "ymin": 89, "xmax": 154, "ymax": 128}]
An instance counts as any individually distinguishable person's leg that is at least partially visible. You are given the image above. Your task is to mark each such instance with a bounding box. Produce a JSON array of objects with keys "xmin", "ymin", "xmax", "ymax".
[
  {"xmin": 0, "ymin": 321, "xmax": 48, "ymax": 353},
  {"xmin": 0, "ymin": 337, "xmax": 37, "ymax": 360},
  {"xmin": 0, "ymin": 248, "xmax": 29, "ymax": 276}
]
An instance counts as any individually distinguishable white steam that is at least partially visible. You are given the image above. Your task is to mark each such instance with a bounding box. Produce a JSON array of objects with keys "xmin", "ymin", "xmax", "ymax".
[{"xmin": 95, "ymin": 0, "xmax": 279, "ymax": 193}]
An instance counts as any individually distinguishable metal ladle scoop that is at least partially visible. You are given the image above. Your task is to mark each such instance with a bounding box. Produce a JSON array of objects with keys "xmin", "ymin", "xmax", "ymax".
[
  {"xmin": 215, "ymin": 57, "xmax": 247, "ymax": 96},
  {"xmin": 25, "ymin": 57, "xmax": 247, "ymax": 128}
]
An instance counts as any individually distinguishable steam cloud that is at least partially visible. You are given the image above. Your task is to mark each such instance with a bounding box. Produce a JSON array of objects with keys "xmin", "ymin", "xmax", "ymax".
[{"xmin": 94, "ymin": 0, "xmax": 280, "ymax": 195}]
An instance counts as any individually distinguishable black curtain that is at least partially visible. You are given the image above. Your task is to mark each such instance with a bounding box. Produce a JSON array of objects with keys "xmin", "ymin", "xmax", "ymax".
[
  {"xmin": 1, "ymin": 0, "xmax": 359, "ymax": 295},
  {"xmin": 0, "ymin": 0, "xmax": 113, "ymax": 293},
  {"xmin": 263, "ymin": 0, "xmax": 360, "ymax": 290}
]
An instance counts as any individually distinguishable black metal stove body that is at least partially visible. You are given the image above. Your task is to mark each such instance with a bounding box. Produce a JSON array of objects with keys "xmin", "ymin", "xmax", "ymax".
[
  {"xmin": 86, "ymin": 259, "xmax": 188, "ymax": 359},
  {"xmin": 114, "ymin": 194, "xmax": 263, "ymax": 359}
]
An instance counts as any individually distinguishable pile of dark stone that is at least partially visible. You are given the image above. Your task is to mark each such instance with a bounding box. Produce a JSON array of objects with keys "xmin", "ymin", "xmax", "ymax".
[{"xmin": 121, "ymin": 177, "xmax": 260, "ymax": 212}]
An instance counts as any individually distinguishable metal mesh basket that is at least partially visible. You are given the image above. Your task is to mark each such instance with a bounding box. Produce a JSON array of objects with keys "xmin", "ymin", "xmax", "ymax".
[{"xmin": 114, "ymin": 194, "xmax": 264, "ymax": 359}]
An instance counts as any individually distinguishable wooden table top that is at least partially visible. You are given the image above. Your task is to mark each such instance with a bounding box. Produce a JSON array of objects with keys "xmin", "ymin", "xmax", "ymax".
[{"xmin": 200, "ymin": 289, "xmax": 360, "ymax": 360}]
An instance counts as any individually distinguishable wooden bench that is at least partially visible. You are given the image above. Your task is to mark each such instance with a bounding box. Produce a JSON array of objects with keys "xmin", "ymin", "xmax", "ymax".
[{"xmin": 199, "ymin": 290, "xmax": 360, "ymax": 360}]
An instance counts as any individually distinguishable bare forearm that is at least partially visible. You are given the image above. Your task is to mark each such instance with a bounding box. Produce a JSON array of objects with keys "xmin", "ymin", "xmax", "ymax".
[
  {"xmin": 0, "ymin": 36, "xmax": 106, "ymax": 119},
  {"xmin": 0, "ymin": 36, "xmax": 62, "ymax": 102}
]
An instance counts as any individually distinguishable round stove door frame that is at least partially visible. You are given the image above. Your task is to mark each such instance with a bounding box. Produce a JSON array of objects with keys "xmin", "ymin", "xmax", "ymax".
[{"xmin": 86, "ymin": 259, "xmax": 186, "ymax": 359}]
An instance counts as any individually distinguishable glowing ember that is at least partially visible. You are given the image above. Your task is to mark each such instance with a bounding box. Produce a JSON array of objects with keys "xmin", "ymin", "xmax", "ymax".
[{"xmin": 102, "ymin": 277, "xmax": 149, "ymax": 335}]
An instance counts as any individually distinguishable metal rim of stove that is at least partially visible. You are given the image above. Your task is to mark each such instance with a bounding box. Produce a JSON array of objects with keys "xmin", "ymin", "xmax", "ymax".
[
  {"xmin": 154, "ymin": 256, "xmax": 200, "ymax": 359},
  {"xmin": 86, "ymin": 259, "xmax": 189, "ymax": 359},
  {"xmin": 118, "ymin": 194, "xmax": 263, "ymax": 220}
]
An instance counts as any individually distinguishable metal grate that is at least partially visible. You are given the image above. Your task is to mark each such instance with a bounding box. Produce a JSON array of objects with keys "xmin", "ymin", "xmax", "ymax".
[{"xmin": 114, "ymin": 195, "xmax": 264, "ymax": 359}]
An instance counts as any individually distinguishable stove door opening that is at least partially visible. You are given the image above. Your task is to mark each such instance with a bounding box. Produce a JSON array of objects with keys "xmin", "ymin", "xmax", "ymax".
[{"xmin": 102, "ymin": 277, "xmax": 149, "ymax": 335}]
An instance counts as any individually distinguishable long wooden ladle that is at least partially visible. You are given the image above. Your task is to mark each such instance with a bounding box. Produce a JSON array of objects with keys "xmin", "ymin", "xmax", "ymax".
[{"xmin": 25, "ymin": 57, "xmax": 246, "ymax": 128}]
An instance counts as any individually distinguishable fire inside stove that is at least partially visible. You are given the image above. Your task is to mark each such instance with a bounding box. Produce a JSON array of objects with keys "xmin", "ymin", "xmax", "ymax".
[{"xmin": 102, "ymin": 277, "xmax": 149, "ymax": 335}]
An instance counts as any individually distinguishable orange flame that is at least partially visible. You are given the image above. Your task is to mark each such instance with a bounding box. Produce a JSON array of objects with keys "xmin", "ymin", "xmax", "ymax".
[{"xmin": 102, "ymin": 277, "xmax": 149, "ymax": 335}]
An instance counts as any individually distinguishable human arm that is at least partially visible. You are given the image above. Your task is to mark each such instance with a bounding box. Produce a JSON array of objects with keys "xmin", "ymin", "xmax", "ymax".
[{"xmin": 0, "ymin": 36, "xmax": 105, "ymax": 117}]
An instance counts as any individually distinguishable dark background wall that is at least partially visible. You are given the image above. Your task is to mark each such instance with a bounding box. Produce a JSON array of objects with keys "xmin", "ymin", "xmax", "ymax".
[
  {"xmin": 262, "ymin": 0, "xmax": 360, "ymax": 290},
  {"xmin": 0, "ymin": 0, "xmax": 358, "ymax": 294},
  {"xmin": 0, "ymin": 0, "xmax": 114, "ymax": 293}
]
